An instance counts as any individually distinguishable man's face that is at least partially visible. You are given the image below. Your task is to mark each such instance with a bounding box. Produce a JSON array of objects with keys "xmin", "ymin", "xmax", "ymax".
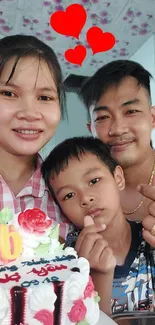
[
  {"xmin": 89, "ymin": 77, "xmax": 155, "ymax": 168},
  {"xmin": 50, "ymin": 153, "xmax": 124, "ymax": 228}
]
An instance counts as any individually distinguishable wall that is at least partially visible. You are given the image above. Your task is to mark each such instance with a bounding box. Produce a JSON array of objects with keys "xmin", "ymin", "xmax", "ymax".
[
  {"xmin": 40, "ymin": 92, "xmax": 90, "ymax": 159},
  {"xmin": 131, "ymin": 34, "xmax": 155, "ymax": 105},
  {"xmin": 131, "ymin": 34, "xmax": 155, "ymax": 145}
]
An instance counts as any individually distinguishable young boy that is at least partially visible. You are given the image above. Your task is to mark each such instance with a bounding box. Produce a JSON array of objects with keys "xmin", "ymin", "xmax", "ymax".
[{"xmin": 41, "ymin": 136, "xmax": 155, "ymax": 315}]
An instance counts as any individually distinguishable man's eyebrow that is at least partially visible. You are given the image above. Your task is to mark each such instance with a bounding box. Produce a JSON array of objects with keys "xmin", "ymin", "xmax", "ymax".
[
  {"xmin": 93, "ymin": 99, "xmax": 140, "ymax": 112},
  {"xmin": 121, "ymin": 98, "xmax": 140, "ymax": 106},
  {"xmin": 93, "ymin": 106, "xmax": 109, "ymax": 112}
]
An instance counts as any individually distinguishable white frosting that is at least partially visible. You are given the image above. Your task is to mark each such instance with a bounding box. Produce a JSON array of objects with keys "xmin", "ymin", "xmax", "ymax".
[
  {"xmin": 63, "ymin": 257, "xmax": 90, "ymax": 305},
  {"xmin": 28, "ymin": 284, "xmax": 57, "ymax": 312},
  {"xmin": 75, "ymin": 257, "xmax": 90, "ymax": 279},
  {"xmin": 61, "ymin": 258, "xmax": 100, "ymax": 325},
  {"xmin": 85, "ymin": 297, "xmax": 100, "ymax": 325},
  {"xmin": 66, "ymin": 274, "xmax": 85, "ymax": 304},
  {"xmin": 0, "ymin": 288, "xmax": 9, "ymax": 320},
  {"xmin": 61, "ymin": 247, "xmax": 78, "ymax": 258},
  {"xmin": 26, "ymin": 319, "xmax": 43, "ymax": 325}
]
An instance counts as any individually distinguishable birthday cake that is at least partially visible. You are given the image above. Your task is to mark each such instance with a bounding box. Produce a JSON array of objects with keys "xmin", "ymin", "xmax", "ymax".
[{"xmin": 0, "ymin": 208, "xmax": 100, "ymax": 325}]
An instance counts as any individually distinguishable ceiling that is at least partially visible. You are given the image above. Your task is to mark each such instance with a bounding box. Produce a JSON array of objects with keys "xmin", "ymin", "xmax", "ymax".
[{"xmin": 0, "ymin": 0, "xmax": 155, "ymax": 81}]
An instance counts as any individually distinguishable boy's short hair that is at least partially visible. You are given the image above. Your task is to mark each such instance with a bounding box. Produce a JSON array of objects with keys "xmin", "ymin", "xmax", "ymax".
[
  {"xmin": 41, "ymin": 136, "xmax": 118, "ymax": 199},
  {"xmin": 79, "ymin": 60, "xmax": 153, "ymax": 118}
]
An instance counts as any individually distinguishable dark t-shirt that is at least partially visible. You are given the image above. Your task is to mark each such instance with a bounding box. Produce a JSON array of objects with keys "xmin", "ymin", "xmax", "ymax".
[
  {"xmin": 112, "ymin": 222, "xmax": 155, "ymax": 314},
  {"xmin": 66, "ymin": 222, "xmax": 155, "ymax": 313},
  {"xmin": 114, "ymin": 221, "xmax": 142, "ymax": 279}
]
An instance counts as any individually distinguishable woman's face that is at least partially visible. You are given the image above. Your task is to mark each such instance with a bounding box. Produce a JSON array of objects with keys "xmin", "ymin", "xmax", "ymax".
[{"xmin": 0, "ymin": 55, "xmax": 61, "ymax": 157}]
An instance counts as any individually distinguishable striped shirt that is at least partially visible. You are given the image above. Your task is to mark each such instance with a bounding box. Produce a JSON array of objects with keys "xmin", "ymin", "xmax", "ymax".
[{"xmin": 0, "ymin": 155, "xmax": 70, "ymax": 239}]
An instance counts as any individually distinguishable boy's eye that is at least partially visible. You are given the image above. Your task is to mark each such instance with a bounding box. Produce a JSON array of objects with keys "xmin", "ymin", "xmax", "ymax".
[
  {"xmin": 64, "ymin": 192, "xmax": 75, "ymax": 200},
  {"xmin": 89, "ymin": 178, "xmax": 100, "ymax": 185},
  {"xmin": 38, "ymin": 95, "xmax": 53, "ymax": 101},
  {"xmin": 0, "ymin": 91, "xmax": 16, "ymax": 97}
]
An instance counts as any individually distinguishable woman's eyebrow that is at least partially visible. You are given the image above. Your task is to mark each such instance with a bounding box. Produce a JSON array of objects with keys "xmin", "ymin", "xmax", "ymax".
[
  {"xmin": 0, "ymin": 82, "xmax": 57, "ymax": 94},
  {"xmin": 35, "ymin": 86, "xmax": 57, "ymax": 93}
]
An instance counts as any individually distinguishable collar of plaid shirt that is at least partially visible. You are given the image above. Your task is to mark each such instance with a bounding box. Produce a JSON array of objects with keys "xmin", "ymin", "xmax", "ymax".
[
  {"xmin": 0, "ymin": 154, "xmax": 71, "ymax": 239},
  {"xmin": 17, "ymin": 154, "xmax": 47, "ymax": 198},
  {"xmin": 0, "ymin": 154, "xmax": 47, "ymax": 198}
]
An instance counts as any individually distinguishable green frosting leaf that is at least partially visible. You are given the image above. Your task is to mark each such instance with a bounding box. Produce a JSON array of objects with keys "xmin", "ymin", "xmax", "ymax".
[
  {"xmin": 55, "ymin": 243, "xmax": 65, "ymax": 254},
  {"xmin": 49, "ymin": 224, "xmax": 60, "ymax": 240},
  {"xmin": 76, "ymin": 319, "xmax": 89, "ymax": 325},
  {"xmin": 0, "ymin": 207, "xmax": 13, "ymax": 224},
  {"xmin": 94, "ymin": 294, "xmax": 100, "ymax": 303},
  {"xmin": 34, "ymin": 243, "xmax": 50, "ymax": 256}
]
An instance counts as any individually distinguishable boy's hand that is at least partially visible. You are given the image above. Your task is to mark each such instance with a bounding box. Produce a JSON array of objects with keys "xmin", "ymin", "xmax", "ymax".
[{"xmin": 75, "ymin": 216, "xmax": 116, "ymax": 273}]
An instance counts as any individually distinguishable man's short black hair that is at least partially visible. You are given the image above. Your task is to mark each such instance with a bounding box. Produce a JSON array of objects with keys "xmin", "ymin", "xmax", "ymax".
[
  {"xmin": 79, "ymin": 60, "xmax": 153, "ymax": 115},
  {"xmin": 41, "ymin": 136, "xmax": 118, "ymax": 199}
]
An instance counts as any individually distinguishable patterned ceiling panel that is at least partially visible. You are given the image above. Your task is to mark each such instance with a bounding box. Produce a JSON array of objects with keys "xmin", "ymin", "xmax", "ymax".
[{"xmin": 0, "ymin": 0, "xmax": 155, "ymax": 79}]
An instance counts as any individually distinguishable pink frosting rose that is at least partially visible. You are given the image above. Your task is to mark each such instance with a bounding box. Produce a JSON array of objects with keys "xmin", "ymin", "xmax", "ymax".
[
  {"xmin": 34, "ymin": 309, "xmax": 53, "ymax": 325},
  {"xmin": 18, "ymin": 208, "xmax": 52, "ymax": 234},
  {"xmin": 84, "ymin": 275, "xmax": 95, "ymax": 299},
  {"xmin": 68, "ymin": 300, "xmax": 87, "ymax": 323}
]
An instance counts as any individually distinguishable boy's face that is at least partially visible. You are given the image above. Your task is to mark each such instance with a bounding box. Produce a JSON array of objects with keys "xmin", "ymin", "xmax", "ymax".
[
  {"xmin": 89, "ymin": 77, "xmax": 155, "ymax": 169},
  {"xmin": 0, "ymin": 55, "xmax": 61, "ymax": 157},
  {"xmin": 50, "ymin": 153, "xmax": 125, "ymax": 228}
]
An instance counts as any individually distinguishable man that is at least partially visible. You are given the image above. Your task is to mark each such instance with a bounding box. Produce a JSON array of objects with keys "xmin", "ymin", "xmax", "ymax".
[{"xmin": 79, "ymin": 60, "xmax": 155, "ymax": 247}]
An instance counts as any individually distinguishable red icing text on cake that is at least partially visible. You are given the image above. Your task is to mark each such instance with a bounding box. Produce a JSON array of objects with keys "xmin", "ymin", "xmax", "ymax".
[
  {"xmin": 27, "ymin": 264, "xmax": 67, "ymax": 276},
  {"xmin": 0, "ymin": 272, "xmax": 20, "ymax": 283}
]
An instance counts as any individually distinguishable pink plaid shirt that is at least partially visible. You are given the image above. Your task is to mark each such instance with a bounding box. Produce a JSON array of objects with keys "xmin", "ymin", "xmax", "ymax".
[{"xmin": 0, "ymin": 155, "xmax": 71, "ymax": 239}]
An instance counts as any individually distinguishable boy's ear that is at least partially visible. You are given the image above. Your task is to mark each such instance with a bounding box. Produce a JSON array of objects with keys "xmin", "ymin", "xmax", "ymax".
[
  {"xmin": 87, "ymin": 122, "xmax": 92, "ymax": 132},
  {"xmin": 151, "ymin": 106, "xmax": 155, "ymax": 128},
  {"xmin": 114, "ymin": 166, "xmax": 125, "ymax": 191}
]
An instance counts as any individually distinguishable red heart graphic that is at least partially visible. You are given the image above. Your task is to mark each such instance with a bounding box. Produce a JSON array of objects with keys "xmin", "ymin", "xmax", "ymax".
[
  {"xmin": 86, "ymin": 26, "xmax": 116, "ymax": 54},
  {"xmin": 65, "ymin": 45, "xmax": 87, "ymax": 66},
  {"xmin": 50, "ymin": 4, "xmax": 87, "ymax": 39}
]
